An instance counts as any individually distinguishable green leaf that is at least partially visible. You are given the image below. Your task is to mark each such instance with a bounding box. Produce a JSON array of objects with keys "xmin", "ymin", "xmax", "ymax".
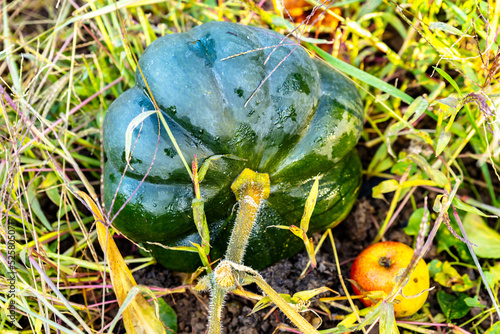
[
  {"xmin": 149, "ymin": 244, "xmax": 198, "ymax": 253},
  {"xmin": 309, "ymin": 44, "xmax": 414, "ymax": 104},
  {"xmin": 433, "ymin": 67, "xmax": 463, "ymax": 98},
  {"xmin": 435, "ymin": 131, "xmax": 451, "ymax": 156},
  {"xmin": 367, "ymin": 144, "xmax": 394, "ymax": 177},
  {"xmin": 484, "ymin": 263, "xmax": 500, "ymax": 288},
  {"xmin": 251, "ymin": 294, "xmax": 293, "ymax": 314},
  {"xmin": 386, "ymin": 122, "xmax": 406, "ymax": 137},
  {"xmin": 27, "ymin": 181, "xmax": 52, "ymax": 231},
  {"xmin": 437, "ymin": 291, "xmax": 471, "ymax": 320},
  {"xmin": 358, "ymin": 0, "xmax": 383, "ymax": 19},
  {"xmin": 391, "ymin": 153, "xmax": 417, "ymax": 176},
  {"xmin": 192, "ymin": 199, "xmax": 210, "ymax": 250},
  {"xmin": 404, "ymin": 208, "xmax": 429, "ymax": 236},
  {"xmin": 436, "ymin": 212, "xmax": 472, "ymax": 262},
  {"xmin": 198, "ymin": 154, "xmax": 245, "ymax": 183},
  {"xmin": 39, "ymin": 172, "xmax": 60, "ymax": 188},
  {"xmin": 406, "ymin": 153, "xmax": 448, "ymax": 188},
  {"xmin": 251, "ymin": 296, "xmax": 274, "ymax": 313},
  {"xmin": 464, "ymin": 296, "xmax": 484, "ymax": 309},
  {"xmin": 355, "ymin": 303, "xmax": 382, "ymax": 330},
  {"xmin": 293, "ymin": 287, "xmax": 334, "ymax": 302},
  {"xmin": 157, "ymin": 298, "xmax": 177, "ymax": 333},
  {"xmin": 429, "ymin": 22, "xmax": 472, "ymax": 37},
  {"xmin": 46, "ymin": 187, "xmax": 62, "ymax": 206},
  {"xmin": 433, "ymin": 195, "xmax": 444, "ymax": 213},
  {"xmin": 452, "ymin": 197, "xmax": 492, "ymax": 217},
  {"xmin": 428, "ymin": 259, "xmax": 443, "ymax": 277},
  {"xmin": 443, "ymin": 0, "xmax": 468, "ymax": 23},
  {"xmin": 405, "ymin": 96, "xmax": 429, "ymax": 123},
  {"xmin": 433, "ymin": 96, "xmax": 459, "ymax": 109},
  {"xmin": 463, "ymin": 213, "xmax": 500, "ymax": 258},
  {"xmin": 485, "ymin": 321, "xmax": 500, "ymax": 334},
  {"xmin": 379, "ymin": 301, "xmax": 397, "ymax": 334},
  {"xmin": 331, "ymin": 0, "xmax": 363, "ymax": 6}
]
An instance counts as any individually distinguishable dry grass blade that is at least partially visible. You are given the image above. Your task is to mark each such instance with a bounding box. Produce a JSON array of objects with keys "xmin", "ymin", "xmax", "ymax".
[
  {"xmin": 247, "ymin": 273, "xmax": 320, "ymax": 333},
  {"xmin": 77, "ymin": 191, "xmax": 166, "ymax": 334}
]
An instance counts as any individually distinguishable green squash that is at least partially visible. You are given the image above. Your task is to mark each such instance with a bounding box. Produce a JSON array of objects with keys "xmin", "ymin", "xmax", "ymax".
[{"xmin": 103, "ymin": 21, "xmax": 363, "ymax": 272}]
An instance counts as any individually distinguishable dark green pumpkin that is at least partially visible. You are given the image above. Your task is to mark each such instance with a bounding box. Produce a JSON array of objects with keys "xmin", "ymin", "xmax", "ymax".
[{"xmin": 103, "ymin": 22, "xmax": 363, "ymax": 272}]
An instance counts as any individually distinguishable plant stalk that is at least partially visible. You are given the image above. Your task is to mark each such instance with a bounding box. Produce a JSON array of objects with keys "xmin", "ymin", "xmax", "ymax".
[
  {"xmin": 207, "ymin": 168, "xmax": 270, "ymax": 333},
  {"xmin": 225, "ymin": 168, "xmax": 270, "ymax": 264},
  {"xmin": 207, "ymin": 285, "xmax": 226, "ymax": 334}
]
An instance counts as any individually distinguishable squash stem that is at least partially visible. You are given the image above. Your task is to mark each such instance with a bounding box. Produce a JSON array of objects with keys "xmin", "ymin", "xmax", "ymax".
[
  {"xmin": 207, "ymin": 284, "xmax": 226, "ymax": 334},
  {"xmin": 225, "ymin": 168, "xmax": 270, "ymax": 264}
]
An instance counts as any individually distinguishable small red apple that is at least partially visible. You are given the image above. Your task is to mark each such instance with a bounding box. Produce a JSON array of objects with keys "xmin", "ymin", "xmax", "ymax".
[{"xmin": 350, "ymin": 241, "xmax": 430, "ymax": 318}]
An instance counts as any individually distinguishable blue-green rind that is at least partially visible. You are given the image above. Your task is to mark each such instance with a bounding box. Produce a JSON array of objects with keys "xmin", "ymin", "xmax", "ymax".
[{"xmin": 103, "ymin": 22, "xmax": 364, "ymax": 272}]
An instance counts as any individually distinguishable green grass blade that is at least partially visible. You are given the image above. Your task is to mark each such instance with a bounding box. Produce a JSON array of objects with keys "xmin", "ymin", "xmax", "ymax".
[{"xmin": 308, "ymin": 44, "xmax": 414, "ymax": 104}]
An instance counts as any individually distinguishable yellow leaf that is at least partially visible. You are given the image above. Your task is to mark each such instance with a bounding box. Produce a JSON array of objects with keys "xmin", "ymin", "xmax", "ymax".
[
  {"xmin": 232, "ymin": 287, "xmax": 264, "ymax": 301},
  {"xmin": 289, "ymin": 225, "xmax": 305, "ymax": 240},
  {"xmin": 300, "ymin": 177, "xmax": 319, "ymax": 233},
  {"xmin": 251, "ymin": 296, "xmax": 274, "ymax": 313},
  {"xmin": 293, "ymin": 287, "xmax": 337, "ymax": 301},
  {"xmin": 78, "ymin": 191, "xmax": 166, "ymax": 334},
  {"xmin": 304, "ymin": 237, "xmax": 317, "ymax": 268}
]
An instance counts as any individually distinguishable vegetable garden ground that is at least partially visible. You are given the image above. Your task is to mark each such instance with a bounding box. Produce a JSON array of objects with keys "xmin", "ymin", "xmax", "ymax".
[{"xmin": 1, "ymin": 0, "xmax": 499, "ymax": 333}]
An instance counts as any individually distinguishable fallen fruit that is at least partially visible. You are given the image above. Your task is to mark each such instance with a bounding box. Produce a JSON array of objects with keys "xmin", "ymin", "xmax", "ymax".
[{"xmin": 350, "ymin": 241, "xmax": 430, "ymax": 318}]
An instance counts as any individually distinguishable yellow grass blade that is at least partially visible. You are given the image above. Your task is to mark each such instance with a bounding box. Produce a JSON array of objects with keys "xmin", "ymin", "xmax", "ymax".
[{"xmin": 78, "ymin": 191, "xmax": 166, "ymax": 334}]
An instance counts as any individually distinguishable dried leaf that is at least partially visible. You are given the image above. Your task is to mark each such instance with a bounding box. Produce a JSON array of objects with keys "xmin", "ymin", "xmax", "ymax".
[
  {"xmin": 124, "ymin": 110, "xmax": 156, "ymax": 169},
  {"xmin": 78, "ymin": 191, "xmax": 166, "ymax": 334}
]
